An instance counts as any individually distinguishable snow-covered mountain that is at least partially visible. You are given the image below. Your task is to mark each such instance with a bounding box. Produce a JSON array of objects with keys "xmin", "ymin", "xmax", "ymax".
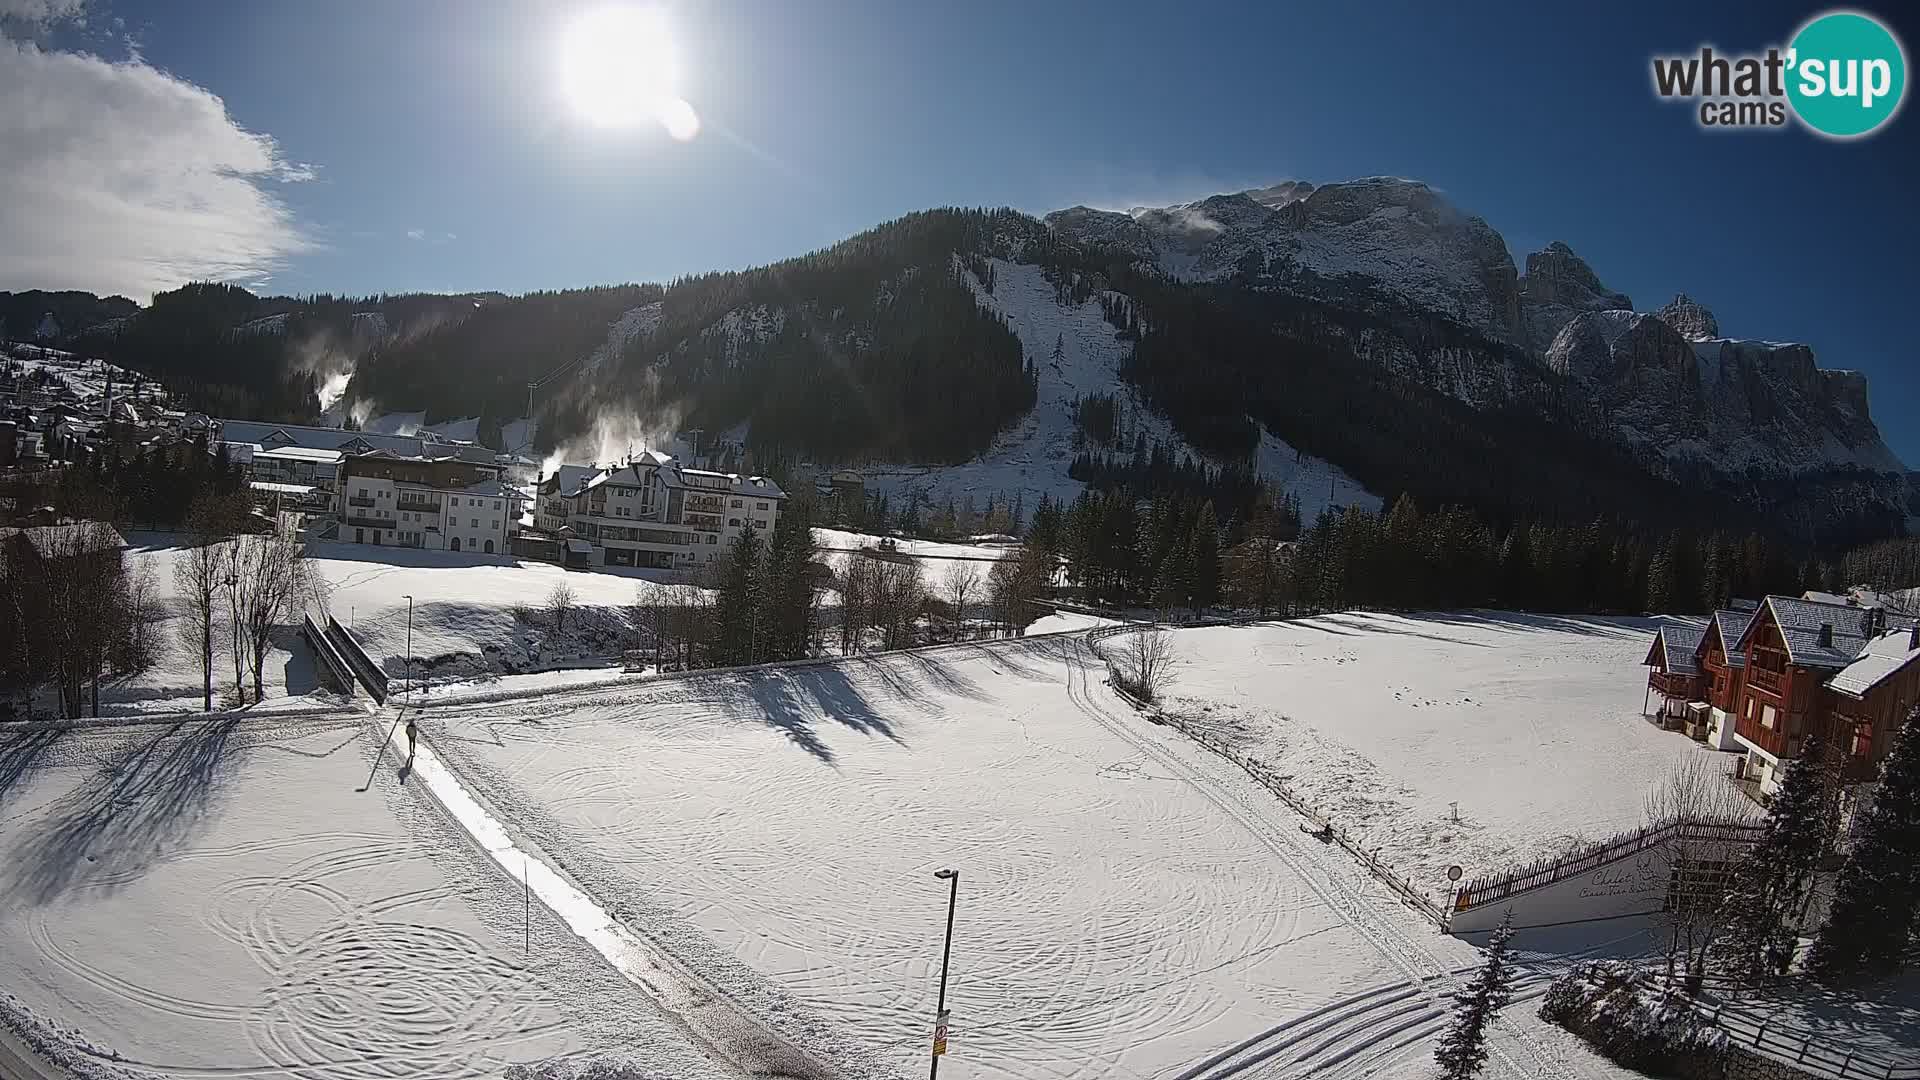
[
  {"xmin": 1049, "ymin": 177, "xmax": 1527, "ymax": 342},
  {"xmin": 1545, "ymin": 299, "xmax": 1904, "ymax": 472},
  {"xmin": 1046, "ymin": 176, "xmax": 1907, "ymax": 533}
]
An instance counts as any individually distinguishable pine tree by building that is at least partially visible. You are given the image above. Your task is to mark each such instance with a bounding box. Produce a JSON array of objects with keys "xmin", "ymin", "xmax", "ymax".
[
  {"xmin": 1435, "ymin": 911, "xmax": 1518, "ymax": 1080},
  {"xmin": 1809, "ymin": 707, "xmax": 1920, "ymax": 980},
  {"xmin": 1714, "ymin": 734, "xmax": 1834, "ymax": 983}
]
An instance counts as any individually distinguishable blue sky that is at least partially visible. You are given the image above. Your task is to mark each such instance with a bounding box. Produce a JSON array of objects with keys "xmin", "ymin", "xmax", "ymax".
[{"xmin": 6, "ymin": 0, "xmax": 1916, "ymax": 462}]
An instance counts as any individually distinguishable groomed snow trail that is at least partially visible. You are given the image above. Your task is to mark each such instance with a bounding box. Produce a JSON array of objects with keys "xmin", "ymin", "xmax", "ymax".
[{"xmin": 377, "ymin": 708, "xmax": 853, "ymax": 1080}]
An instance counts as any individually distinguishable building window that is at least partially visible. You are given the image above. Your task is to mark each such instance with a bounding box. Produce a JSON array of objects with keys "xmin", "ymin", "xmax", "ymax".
[
  {"xmin": 755, "ymin": 519, "xmax": 767, "ymax": 530},
  {"xmin": 470, "ymin": 518, "xmax": 479, "ymax": 528},
  {"xmin": 451, "ymin": 537, "xmax": 460, "ymax": 552},
  {"xmin": 757, "ymin": 501, "xmax": 768, "ymax": 510},
  {"xmin": 731, "ymin": 498, "xmax": 743, "ymax": 508},
  {"xmin": 493, "ymin": 500, "xmax": 502, "ymax": 510},
  {"xmin": 706, "ymin": 535, "xmax": 716, "ymax": 544},
  {"xmin": 1761, "ymin": 704, "xmax": 1778, "ymax": 729},
  {"xmin": 491, "ymin": 521, "xmax": 499, "ymax": 531}
]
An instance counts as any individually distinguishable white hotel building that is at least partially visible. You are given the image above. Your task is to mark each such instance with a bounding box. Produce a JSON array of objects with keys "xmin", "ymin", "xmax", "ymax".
[
  {"xmin": 215, "ymin": 420, "xmax": 524, "ymax": 554},
  {"xmin": 537, "ymin": 450, "xmax": 786, "ymax": 569}
]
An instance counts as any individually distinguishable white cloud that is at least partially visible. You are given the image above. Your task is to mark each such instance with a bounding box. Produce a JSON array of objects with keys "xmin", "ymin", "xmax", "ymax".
[
  {"xmin": 0, "ymin": 38, "xmax": 313, "ymax": 299},
  {"xmin": 406, "ymin": 227, "xmax": 427, "ymax": 241},
  {"xmin": 0, "ymin": 0, "xmax": 86, "ymax": 29}
]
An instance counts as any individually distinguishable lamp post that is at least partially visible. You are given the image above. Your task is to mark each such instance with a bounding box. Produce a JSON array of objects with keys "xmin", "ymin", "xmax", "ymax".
[
  {"xmin": 929, "ymin": 868, "xmax": 959, "ymax": 1080},
  {"xmin": 402, "ymin": 594, "xmax": 414, "ymax": 704}
]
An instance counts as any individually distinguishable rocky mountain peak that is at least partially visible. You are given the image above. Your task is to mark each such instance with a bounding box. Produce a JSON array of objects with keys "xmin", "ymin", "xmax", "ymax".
[
  {"xmin": 1655, "ymin": 293, "xmax": 1720, "ymax": 340},
  {"xmin": 1516, "ymin": 242, "xmax": 1632, "ymax": 354},
  {"xmin": 1546, "ymin": 309, "xmax": 1902, "ymax": 479},
  {"xmin": 1243, "ymin": 180, "xmax": 1315, "ymax": 210}
]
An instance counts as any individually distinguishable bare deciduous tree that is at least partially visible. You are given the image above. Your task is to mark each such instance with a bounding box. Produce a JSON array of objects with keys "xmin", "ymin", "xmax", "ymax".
[
  {"xmin": 944, "ymin": 562, "xmax": 981, "ymax": 642},
  {"xmin": 987, "ymin": 546, "xmax": 1055, "ymax": 637},
  {"xmin": 175, "ymin": 504, "xmax": 229, "ymax": 712},
  {"xmin": 547, "ymin": 581, "xmax": 578, "ymax": 633},
  {"xmin": 1643, "ymin": 753, "xmax": 1754, "ymax": 993},
  {"xmin": 1110, "ymin": 628, "xmax": 1180, "ymax": 703},
  {"xmin": 231, "ymin": 525, "xmax": 326, "ymax": 705},
  {"xmin": 871, "ymin": 559, "xmax": 927, "ymax": 652}
]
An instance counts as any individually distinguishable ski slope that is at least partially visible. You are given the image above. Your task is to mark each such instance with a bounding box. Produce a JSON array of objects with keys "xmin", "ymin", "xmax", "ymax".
[
  {"xmin": 421, "ymin": 635, "xmax": 1542, "ymax": 1080},
  {"xmin": 0, "ymin": 714, "xmax": 733, "ymax": 1080},
  {"xmin": 861, "ymin": 259, "xmax": 1377, "ymax": 523}
]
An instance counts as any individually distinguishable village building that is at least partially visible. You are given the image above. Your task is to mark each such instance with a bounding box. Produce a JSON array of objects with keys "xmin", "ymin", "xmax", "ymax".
[
  {"xmin": 215, "ymin": 419, "xmax": 524, "ymax": 553},
  {"xmin": 1644, "ymin": 592, "xmax": 1920, "ymax": 800},
  {"xmin": 536, "ymin": 450, "xmax": 785, "ymax": 569}
]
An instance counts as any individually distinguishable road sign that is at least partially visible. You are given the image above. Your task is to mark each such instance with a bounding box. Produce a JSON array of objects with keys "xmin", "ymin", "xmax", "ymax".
[
  {"xmin": 932, "ymin": 1009, "xmax": 950, "ymax": 1056},
  {"xmin": 1447, "ymin": 865, "xmax": 1464, "ymax": 882}
]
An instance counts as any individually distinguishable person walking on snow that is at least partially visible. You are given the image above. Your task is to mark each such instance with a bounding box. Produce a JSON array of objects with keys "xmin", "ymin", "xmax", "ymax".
[{"xmin": 405, "ymin": 715, "xmax": 418, "ymax": 760}]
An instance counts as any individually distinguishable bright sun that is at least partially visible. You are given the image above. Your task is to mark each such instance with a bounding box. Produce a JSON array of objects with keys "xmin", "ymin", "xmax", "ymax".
[{"xmin": 560, "ymin": 6, "xmax": 700, "ymax": 140}]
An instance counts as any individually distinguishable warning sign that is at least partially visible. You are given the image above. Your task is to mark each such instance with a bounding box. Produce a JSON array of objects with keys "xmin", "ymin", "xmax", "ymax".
[{"xmin": 932, "ymin": 1009, "xmax": 950, "ymax": 1056}]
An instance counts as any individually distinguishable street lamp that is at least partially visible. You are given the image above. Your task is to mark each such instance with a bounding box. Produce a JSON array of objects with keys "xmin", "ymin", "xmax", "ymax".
[
  {"xmin": 929, "ymin": 868, "xmax": 959, "ymax": 1080},
  {"xmin": 402, "ymin": 594, "xmax": 414, "ymax": 704}
]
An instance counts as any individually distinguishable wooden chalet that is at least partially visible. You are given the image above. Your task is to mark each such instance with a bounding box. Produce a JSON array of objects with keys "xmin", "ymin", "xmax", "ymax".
[{"xmin": 1645, "ymin": 593, "xmax": 1920, "ymax": 799}]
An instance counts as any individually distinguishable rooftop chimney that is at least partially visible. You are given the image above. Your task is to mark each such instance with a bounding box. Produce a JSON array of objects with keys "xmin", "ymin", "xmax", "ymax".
[{"xmin": 1818, "ymin": 623, "xmax": 1835, "ymax": 648}]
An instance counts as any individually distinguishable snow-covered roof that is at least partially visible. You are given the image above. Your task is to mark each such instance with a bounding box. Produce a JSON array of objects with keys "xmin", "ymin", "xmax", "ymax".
[
  {"xmin": 1708, "ymin": 607, "xmax": 1759, "ymax": 668},
  {"xmin": 249, "ymin": 444, "xmax": 344, "ymax": 463},
  {"xmin": 551, "ymin": 457, "xmax": 788, "ymax": 501},
  {"xmin": 0, "ymin": 522, "xmax": 127, "ymax": 558},
  {"xmin": 1826, "ymin": 627, "xmax": 1920, "ymax": 699},
  {"xmin": 1743, "ymin": 595, "xmax": 1913, "ymax": 671},
  {"xmin": 216, "ymin": 419, "xmax": 498, "ymax": 465},
  {"xmin": 1645, "ymin": 624, "xmax": 1705, "ymax": 676},
  {"xmin": 248, "ymin": 481, "xmax": 317, "ymax": 496}
]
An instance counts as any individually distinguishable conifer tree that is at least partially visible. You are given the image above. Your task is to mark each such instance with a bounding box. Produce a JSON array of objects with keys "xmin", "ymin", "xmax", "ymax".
[
  {"xmin": 1810, "ymin": 707, "xmax": 1920, "ymax": 980},
  {"xmin": 1435, "ymin": 911, "xmax": 1517, "ymax": 1080},
  {"xmin": 1715, "ymin": 734, "xmax": 1833, "ymax": 983},
  {"xmin": 713, "ymin": 526, "xmax": 765, "ymax": 665},
  {"xmin": 1189, "ymin": 501, "xmax": 1220, "ymax": 612}
]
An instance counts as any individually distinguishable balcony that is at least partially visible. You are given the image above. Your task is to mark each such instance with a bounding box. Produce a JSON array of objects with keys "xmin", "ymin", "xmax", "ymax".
[
  {"xmin": 685, "ymin": 495, "xmax": 725, "ymax": 514},
  {"xmin": 397, "ymin": 499, "xmax": 442, "ymax": 514},
  {"xmin": 1748, "ymin": 666, "xmax": 1785, "ymax": 694},
  {"xmin": 1647, "ymin": 671, "xmax": 1700, "ymax": 699},
  {"xmin": 347, "ymin": 495, "xmax": 376, "ymax": 508},
  {"xmin": 684, "ymin": 513, "xmax": 722, "ymax": 532},
  {"xmin": 343, "ymin": 514, "xmax": 390, "ymax": 529}
]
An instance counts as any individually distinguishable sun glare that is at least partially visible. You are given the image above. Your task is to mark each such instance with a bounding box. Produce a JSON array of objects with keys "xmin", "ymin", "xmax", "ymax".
[{"xmin": 560, "ymin": 6, "xmax": 699, "ymax": 140}]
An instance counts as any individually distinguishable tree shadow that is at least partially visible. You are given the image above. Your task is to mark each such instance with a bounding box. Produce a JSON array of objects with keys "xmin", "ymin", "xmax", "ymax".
[
  {"xmin": 1418, "ymin": 610, "xmax": 1658, "ymax": 640},
  {"xmin": 7, "ymin": 717, "xmax": 243, "ymax": 906},
  {"xmin": 1313, "ymin": 613, "xmax": 1494, "ymax": 649},
  {"xmin": 707, "ymin": 661, "xmax": 914, "ymax": 766},
  {"xmin": 0, "ymin": 727, "xmax": 64, "ymax": 809},
  {"xmin": 279, "ymin": 625, "xmax": 320, "ymax": 695}
]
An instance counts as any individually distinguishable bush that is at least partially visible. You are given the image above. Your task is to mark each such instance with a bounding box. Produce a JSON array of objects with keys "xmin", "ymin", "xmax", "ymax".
[{"xmin": 1540, "ymin": 962, "xmax": 1728, "ymax": 1077}]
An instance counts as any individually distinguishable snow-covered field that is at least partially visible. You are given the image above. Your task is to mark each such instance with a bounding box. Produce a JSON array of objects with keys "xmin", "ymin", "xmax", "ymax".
[
  {"xmin": 0, "ymin": 714, "xmax": 731, "ymax": 1080},
  {"xmin": 419, "ymin": 635, "xmax": 1620, "ymax": 1080},
  {"xmin": 814, "ymin": 528, "xmax": 1014, "ymax": 597},
  {"xmin": 1151, "ymin": 611, "xmax": 1732, "ymax": 900}
]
